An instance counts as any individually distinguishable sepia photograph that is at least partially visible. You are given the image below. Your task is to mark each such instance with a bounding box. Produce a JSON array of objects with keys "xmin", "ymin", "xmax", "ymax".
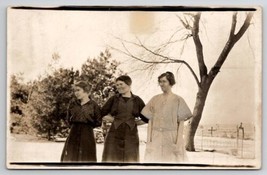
[{"xmin": 6, "ymin": 6, "xmax": 262, "ymax": 169}]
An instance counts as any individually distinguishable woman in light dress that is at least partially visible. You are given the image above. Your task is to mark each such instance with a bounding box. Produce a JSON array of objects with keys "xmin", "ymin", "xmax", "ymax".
[{"xmin": 141, "ymin": 72, "xmax": 192, "ymax": 163}]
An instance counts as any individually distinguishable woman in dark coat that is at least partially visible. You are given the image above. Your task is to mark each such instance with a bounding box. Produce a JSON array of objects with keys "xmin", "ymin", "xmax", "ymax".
[
  {"xmin": 101, "ymin": 75, "xmax": 148, "ymax": 163},
  {"xmin": 61, "ymin": 81, "xmax": 102, "ymax": 162}
]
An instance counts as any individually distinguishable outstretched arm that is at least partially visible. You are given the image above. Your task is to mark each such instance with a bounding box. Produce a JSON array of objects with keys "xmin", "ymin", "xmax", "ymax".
[
  {"xmin": 101, "ymin": 96, "xmax": 115, "ymax": 122},
  {"xmin": 138, "ymin": 97, "xmax": 149, "ymax": 124}
]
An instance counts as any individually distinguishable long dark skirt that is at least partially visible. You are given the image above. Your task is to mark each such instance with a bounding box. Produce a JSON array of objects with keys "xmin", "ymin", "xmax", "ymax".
[
  {"xmin": 102, "ymin": 123, "xmax": 139, "ymax": 163},
  {"xmin": 61, "ymin": 123, "xmax": 96, "ymax": 162}
]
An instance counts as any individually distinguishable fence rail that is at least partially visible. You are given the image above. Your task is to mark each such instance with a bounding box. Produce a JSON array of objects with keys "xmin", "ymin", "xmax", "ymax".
[{"xmin": 194, "ymin": 123, "xmax": 255, "ymax": 159}]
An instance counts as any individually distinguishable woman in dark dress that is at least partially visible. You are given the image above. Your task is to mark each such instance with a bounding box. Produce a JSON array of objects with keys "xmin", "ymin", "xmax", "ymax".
[
  {"xmin": 61, "ymin": 81, "xmax": 102, "ymax": 162},
  {"xmin": 101, "ymin": 75, "xmax": 148, "ymax": 163}
]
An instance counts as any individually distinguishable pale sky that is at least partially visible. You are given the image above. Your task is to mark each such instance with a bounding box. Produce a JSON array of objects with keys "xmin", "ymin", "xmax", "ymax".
[{"xmin": 7, "ymin": 9, "xmax": 261, "ymax": 125}]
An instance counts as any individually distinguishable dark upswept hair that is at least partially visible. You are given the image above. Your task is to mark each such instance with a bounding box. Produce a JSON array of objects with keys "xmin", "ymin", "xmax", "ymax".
[
  {"xmin": 158, "ymin": 71, "xmax": 176, "ymax": 86},
  {"xmin": 116, "ymin": 75, "xmax": 132, "ymax": 86},
  {"xmin": 73, "ymin": 81, "xmax": 92, "ymax": 93}
]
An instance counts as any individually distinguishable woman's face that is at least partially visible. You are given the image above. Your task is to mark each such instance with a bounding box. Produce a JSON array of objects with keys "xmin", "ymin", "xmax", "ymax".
[
  {"xmin": 74, "ymin": 86, "xmax": 88, "ymax": 100},
  {"xmin": 159, "ymin": 76, "xmax": 172, "ymax": 92},
  {"xmin": 116, "ymin": 80, "xmax": 131, "ymax": 95}
]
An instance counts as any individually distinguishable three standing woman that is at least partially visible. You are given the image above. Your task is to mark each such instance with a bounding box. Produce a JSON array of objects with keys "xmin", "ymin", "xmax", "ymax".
[{"xmin": 61, "ymin": 72, "xmax": 192, "ymax": 163}]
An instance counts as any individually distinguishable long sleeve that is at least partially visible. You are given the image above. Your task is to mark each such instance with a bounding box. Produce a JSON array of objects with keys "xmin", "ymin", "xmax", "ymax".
[
  {"xmin": 93, "ymin": 102, "xmax": 102, "ymax": 127},
  {"xmin": 101, "ymin": 96, "xmax": 115, "ymax": 117},
  {"xmin": 137, "ymin": 97, "xmax": 149, "ymax": 123},
  {"xmin": 177, "ymin": 97, "xmax": 192, "ymax": 122}
]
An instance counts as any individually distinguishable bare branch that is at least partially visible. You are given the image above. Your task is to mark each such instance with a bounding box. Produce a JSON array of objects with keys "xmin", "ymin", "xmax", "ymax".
[
  {"xmin": 209, "ymin": 12, "xmax": 254, "ymax": 78},
  {"xmin": 135, "ymin": 37, "xmax": 172, "ymax": 61},
  {"xmin": 113, "ymin": 36, "xmax": 173, "ymax": 63},
  {"xmin": 230, "ymin": 12, "xmax": 238, "ymax": 37},
  {"xmin": 135, "ymin": 36, "xmax": 193, "ymax": 64},
  {"xmin": 179, "ymin": 38, "xmax": 188, "ymax": 56},
  {"xmin": 155, "ymin": 27, "xmax": 185, "ymax": 50},
  {"xmin": 109, "ymin": 22, "xmax": 202, "ymax": 86},
  {"xmin": 177, "ymin": 14, "xmax": 193, "ymax": 30},
  {"xmin": 154, "ymin": 31, "xmax": 192, "ymax": 55},
  {"xmin": 109, "ymin": 44, "xmax": 173, "ymax": 64},
  {"xmin": 183, "ymin": 12, "xmax": 196, "ymax": 17},
  {"xmin": 173, "ymin": 59, "xmax": 201, "ymax": 87},
  {"xmin": 134, "ymin": 37, "xmax": 200, "ymax": 86},
  {"xmin": 108, "ymin": 41, "xmax": 201, "ymax": 86},
  {"xmin": 192, "ymin": 12, "xmax": 208, "ymax": 81},
  {"xmin": 234, "ymin": 12, "xmax": 254, "ymax": 42},
  {"xmin": 166, "ymin": 27, "xmax": 184, "ymax": 43},
  {"xmin": 127, "ymin": 62, "xmax": 157, "ymax": 74}
]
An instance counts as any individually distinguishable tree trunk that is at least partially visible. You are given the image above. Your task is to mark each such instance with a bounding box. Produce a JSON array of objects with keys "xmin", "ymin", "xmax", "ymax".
[
  {"xmin": 184, "ymin": 12, "xmax": 253, "ymax": 151},
  {"xmin": 185, "ymin": 79, "xmax": 212, "ymax": 151}
]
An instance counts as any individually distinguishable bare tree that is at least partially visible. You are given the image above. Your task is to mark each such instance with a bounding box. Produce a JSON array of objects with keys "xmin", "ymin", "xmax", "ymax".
[{"xmin": 110, "ymin": 11, "xmax": 254, "ymax": 151}]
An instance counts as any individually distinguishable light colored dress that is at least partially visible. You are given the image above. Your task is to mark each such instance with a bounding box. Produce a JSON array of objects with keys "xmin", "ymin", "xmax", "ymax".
[{"xmin": 141, "ymin": 92, "xmax": 192, "ymax": 163}]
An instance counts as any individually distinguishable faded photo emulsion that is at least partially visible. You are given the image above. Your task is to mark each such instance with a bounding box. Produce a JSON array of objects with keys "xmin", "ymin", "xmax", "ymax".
[{"xmin": 6, "ymin": 6, "xmax": 262, "ymax": 169}]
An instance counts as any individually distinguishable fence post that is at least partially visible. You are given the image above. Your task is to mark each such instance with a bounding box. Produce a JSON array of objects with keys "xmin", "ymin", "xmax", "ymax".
[
  {"xmin": 236, "ymin": 125, "xmax": 239, "ymax": 150},
  {"xmin": 201, "ymin": 129, "xmax": 203, "ymax": 150},
  {"xmin": 208, "ymin": 126, "xmax": 216, "ymax": 150},
  {"xmin": 237, "ymin": 123, "xmax": 244, "ymax": 158},
  {"xmin": 240, "ymin": 126, "xmax": 244, "ymax": 158}
]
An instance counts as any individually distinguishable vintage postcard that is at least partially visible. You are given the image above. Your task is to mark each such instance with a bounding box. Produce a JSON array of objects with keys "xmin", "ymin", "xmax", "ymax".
[{"xmin": 6, "ymin": 6, "xmax": 262, "ymax": 169}]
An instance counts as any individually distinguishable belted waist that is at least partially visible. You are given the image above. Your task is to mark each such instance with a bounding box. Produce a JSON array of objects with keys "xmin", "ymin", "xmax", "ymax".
[
  {"xmin": 113, "ymin": 117, "xmax": 136, "ymax": 130},
  {"xmin": 152, "ymin": 127, "xmax": 176, "ymax": 132}
]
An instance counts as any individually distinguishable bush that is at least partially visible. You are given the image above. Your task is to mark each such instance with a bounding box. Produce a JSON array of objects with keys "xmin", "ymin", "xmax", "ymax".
[{"xmin": 9, "ymin": 49, "xmax": 123, "ymax": 140}]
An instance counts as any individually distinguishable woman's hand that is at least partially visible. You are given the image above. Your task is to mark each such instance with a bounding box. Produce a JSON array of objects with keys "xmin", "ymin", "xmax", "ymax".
[
  {"xmin": 135, "ymin": 117, "xmax": 146, "ymax": 125},
  {"xmin": 103, "ymin": 114, "xmax": 114, "ymax": 123}
]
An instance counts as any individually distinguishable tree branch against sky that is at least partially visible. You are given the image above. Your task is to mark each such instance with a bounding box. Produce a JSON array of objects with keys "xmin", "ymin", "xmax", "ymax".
[
  {"xmin": 8, "ymin": 9, "xmax": 259, "ymax": 151},
  {"xmin": 110, "ymin": 11, "xmax": 255, "ymax": 151}
]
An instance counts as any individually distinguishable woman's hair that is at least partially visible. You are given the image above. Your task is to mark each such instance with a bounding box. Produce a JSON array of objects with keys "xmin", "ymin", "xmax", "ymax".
[
  {"xmin": 158, "ymin": 71, "xmax": 176, "ymax": 86},
  {"xmin": 116, "ymin": 75, "xmax": 132, "ymax": 86},
  {"xmin": 74, "ymin": 81, "xmax": 92, "ymax": 93}
]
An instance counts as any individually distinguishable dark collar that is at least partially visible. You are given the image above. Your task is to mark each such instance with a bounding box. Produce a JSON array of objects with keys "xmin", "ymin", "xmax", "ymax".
[
  {"xmin": 115, "ymin": 92, "xmax": 137, "ymax": 99},
  {"xmin": 72, "ymin": 97, "xmax": 91, "ymax": 106}
]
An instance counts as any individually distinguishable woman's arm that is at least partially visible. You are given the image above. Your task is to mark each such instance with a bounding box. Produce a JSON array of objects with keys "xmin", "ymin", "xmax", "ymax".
[
  {"xmin": 141, "ymin": 96, "xmax": 155, "ymax": 120},
  {"xmin": 93, "ymin": 102, "xmax": 102, "ymax": 127},
  {"xmin": 103, "ymin": 114, "xmax": 114, "ymax": 122},
  {"xmin": 101, "ymin": 96, "xmax": 116, "ymax": 122},
  {"xmin": 177, "ymin": 97, "xmax": 193, "ymax": 122},
  {"xmin": 101, "ymin": 96, "xmax": 115, "ymax": 117},
  {"xmin": 137, "ymin": 97, "xmax": 149, "ymax": 124}
]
